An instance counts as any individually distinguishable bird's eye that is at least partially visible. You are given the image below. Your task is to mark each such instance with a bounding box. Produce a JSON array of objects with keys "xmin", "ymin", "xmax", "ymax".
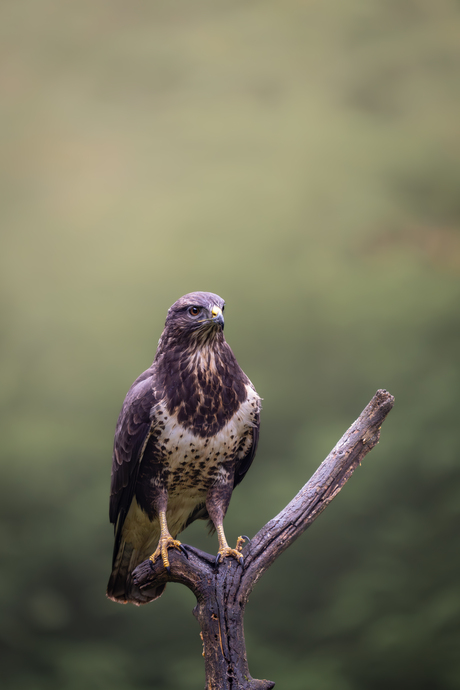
[{"xmin": 189, "ymin": 306, "xmax": 201, "ymax": 316}]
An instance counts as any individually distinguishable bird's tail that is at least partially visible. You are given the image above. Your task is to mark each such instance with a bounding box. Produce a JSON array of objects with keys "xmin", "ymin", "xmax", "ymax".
[{"xmin": 106, "ymin": 539, "xmax": 165, "ymax": 606}]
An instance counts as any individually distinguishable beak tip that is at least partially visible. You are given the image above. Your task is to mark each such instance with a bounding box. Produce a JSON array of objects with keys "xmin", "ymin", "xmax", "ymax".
[{"xmin": 214, "ymin": 314, "xmax": 224, "ymax": 329}]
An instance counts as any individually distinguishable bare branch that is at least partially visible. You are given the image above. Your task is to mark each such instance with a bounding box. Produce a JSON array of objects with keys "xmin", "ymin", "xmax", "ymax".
[{"xmin": 240, "ymin": 388, "xmax": 394, "ymax": 600}]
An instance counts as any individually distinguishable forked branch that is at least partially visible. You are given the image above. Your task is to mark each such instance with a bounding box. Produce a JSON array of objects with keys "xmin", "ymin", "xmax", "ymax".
[{"xmin": 133, "ymin": 389, "xmax": 394, "ymax": 690}]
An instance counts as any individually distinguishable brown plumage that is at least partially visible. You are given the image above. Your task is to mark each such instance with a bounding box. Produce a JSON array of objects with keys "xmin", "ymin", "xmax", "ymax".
[{"xmin": 107, "ymin": 292, "xmax": 261, "ymax": 605}]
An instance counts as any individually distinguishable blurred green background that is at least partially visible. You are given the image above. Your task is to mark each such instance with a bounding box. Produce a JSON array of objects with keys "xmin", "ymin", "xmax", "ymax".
[{"xmin": 1, "ymin": 1, "xmax": 460, "ymax": 688}]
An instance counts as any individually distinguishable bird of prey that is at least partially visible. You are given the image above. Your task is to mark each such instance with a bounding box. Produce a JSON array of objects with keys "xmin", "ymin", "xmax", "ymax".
[{"xmin": 107, "ymin": 291, "xmax": 261, "ymax": 605}]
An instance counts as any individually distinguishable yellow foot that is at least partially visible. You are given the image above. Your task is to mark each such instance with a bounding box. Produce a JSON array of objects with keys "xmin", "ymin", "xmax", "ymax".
[
  {"xmin": 149, "ymin": 535, "xmax": 184, "ymax": 573},
  {"xmin": 215, "ymin": 536, "xmax": 248, "ymax": 566}
]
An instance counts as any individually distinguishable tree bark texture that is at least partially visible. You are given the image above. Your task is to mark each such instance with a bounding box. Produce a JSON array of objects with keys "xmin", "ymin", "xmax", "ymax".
[{"xmin": 133, "ymin": 389, "xmax": 395, "ymax": 689}]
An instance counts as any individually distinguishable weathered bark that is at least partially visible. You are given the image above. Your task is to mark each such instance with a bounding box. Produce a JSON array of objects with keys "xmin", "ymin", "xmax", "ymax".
[{"xmin": 133, "ymin": 389, "xmax": 394, "ymax": 689}]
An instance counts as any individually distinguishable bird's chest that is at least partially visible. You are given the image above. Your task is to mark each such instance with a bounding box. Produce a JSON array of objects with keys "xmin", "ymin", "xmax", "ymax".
[
  {"xmin": 146, "ymin": 390, "xmax": 256, "ymax": 498},
  {"xmin": 161, "ymin": 407, "xmax": 251, "ymax": 495}
]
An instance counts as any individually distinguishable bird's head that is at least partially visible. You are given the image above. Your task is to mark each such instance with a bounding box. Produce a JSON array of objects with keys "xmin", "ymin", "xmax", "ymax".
[{"xmin": 159, "ymin": 291, "xmax": 226, "ymax": 350}]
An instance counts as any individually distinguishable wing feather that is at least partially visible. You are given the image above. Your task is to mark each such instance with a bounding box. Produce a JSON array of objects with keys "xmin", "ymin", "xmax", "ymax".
[
  {"xmin": 233, "ymin": 409, "xmax": 260, "ymax": 488},
  {"xmin": 109, "ymin": 367, "xmax": 159, "ymax": 563}
]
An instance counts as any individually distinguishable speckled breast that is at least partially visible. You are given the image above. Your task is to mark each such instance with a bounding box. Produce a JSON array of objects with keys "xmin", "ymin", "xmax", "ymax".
[{"xmin": 151, "ymin": 384, "xmax": 259, "ymax": 497}]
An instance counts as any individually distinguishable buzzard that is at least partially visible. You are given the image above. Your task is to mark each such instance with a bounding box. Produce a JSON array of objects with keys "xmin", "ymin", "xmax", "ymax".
[{"xmin": 107, "ymin": 292, "xmax": 261, "ymax": 605}]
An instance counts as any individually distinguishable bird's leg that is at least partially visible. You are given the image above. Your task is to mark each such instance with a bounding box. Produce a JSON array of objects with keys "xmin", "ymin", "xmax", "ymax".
[
  {"xmin": 149, "ymin": 509, "xmax": 184, "ymax": 574},
  {"xmin": 206, "ymin": 480, "xmax": 247, "ymax": 566},
  {"xmin": 215, "ymin": 522, "xmax": 247, "ymax": 566}
]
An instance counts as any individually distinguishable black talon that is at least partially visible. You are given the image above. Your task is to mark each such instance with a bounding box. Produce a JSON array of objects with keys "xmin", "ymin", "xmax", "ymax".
[
  {"xmin": 239, "ymin": 556, "xmax": 244, "ymax": 566},
  {"xmin": 215, "ymin": 553, "xmax": 221, "ymax": 567},
  {"xmin": 149, "ymin": 559, "xmax": 155, "ymax": 571},
  {"xmin": 241, "ymin": 535, "xmax": 250, "ymax": 542},
  {"xmin": 179, "ymin": 544, "xmax": 189, "ymax": 560},
  {"xmin": 166, "ymin": 565, "xmax": 171, "ymax": 575}
]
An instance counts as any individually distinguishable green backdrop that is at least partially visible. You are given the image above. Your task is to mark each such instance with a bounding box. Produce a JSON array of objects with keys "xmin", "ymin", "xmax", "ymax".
[{"xmin": 1, "ymin": 1, "xmax": 459, "ymax": 688}]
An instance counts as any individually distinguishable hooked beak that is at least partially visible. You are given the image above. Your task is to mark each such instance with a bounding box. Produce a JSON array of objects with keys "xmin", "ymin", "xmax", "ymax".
[{"xmin": 211, "ymin": 305, "xmax": 224, "ymax": 330}]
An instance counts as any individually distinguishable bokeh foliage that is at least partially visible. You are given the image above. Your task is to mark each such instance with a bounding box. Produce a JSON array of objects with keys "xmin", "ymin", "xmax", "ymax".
[{"xmin": 1, "ymin": 1, "xmax": 460, "ymax": 688}]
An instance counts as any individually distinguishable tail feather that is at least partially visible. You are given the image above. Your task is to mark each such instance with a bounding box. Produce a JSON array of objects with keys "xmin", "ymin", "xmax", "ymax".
[{"xmin": 107, "ymin": 540, "xmax": 165, "ymax": 605}]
